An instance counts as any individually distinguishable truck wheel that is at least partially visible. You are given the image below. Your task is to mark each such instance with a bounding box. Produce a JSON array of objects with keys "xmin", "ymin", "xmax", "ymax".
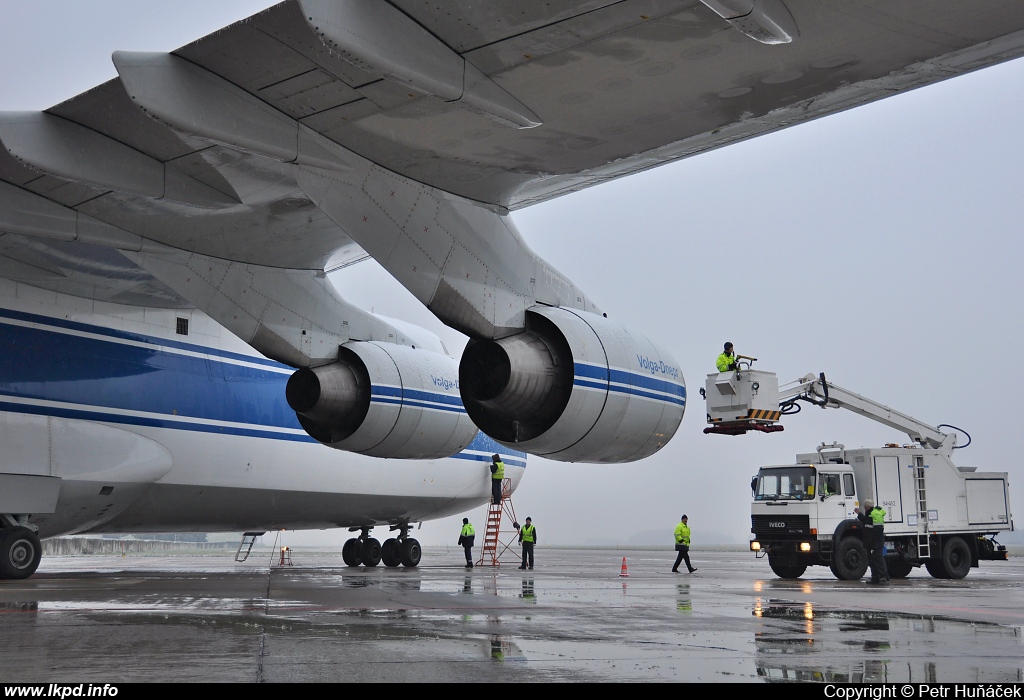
[
  {"xmin": 886, "ymin": 558, "xmax": 913, "ymax": 579},
  {"xmin": 0, "ymin": 526, "xmax": 42, "ymax": 580},
  {"xmin": 829, "ymin": 559, "xmax": 842, "ymax": 579},
  {"xmin": 832, "ymin": 537, "xmax": 868, "ymax": 580},
  {"xmin": 924, "ymin": 560, "xmax": 949, "ymax": 579},
  {"xmin": 940, "ymin": 537, "xmax": 971, "ymax": 579},
  {"xmin": 768, "ymin": 557, "xmax": 807, "ymax": 579}
]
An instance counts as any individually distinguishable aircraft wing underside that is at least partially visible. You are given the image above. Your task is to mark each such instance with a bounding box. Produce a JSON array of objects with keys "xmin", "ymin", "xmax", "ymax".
[
  {"xmin": 0, "ymin": 0, "xmax": 1021, "ymax": 287},
  {"xmin": 0, "ymin": 0, "xmax": 1021, "ymax": 466}
]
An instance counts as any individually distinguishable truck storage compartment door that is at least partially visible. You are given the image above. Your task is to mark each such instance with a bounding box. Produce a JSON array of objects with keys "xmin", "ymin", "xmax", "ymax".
[
  {"xmin": 872, "ymin": 456, "xmax": 904, "ymax": 522},
  {"xmin": 966, "ymin": 478, "xmax": 1010, "ymax": 525}
]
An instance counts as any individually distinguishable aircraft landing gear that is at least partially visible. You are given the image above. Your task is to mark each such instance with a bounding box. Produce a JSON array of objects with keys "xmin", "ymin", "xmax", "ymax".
[
  {"xmin": 341, "ymin": 537, "xmax": 363, "ymax": 567},
  {"xmin": 361, "ymin": 537, "xmax": 382, "ymax": 567},
  {"xmin": 381, "ymin": 538, "xmax": 401, "ymax": 567},
  {"xmin": 399, "ymin": 537, "xmax": 421, "ymax": 567},
  {"xmin": 343, "ymin": 525, "xmax": 419, "ymax": 568},
  {"xmin": 0, "ymin": 523, "xmax": 42, "ymax": 580},
  {"xmin": 391, "ymin": 523, "xmax": 420, "ymax": 568}
]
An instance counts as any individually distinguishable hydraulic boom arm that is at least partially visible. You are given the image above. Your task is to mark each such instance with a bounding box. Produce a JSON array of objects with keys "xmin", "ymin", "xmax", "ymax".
[{"xmin": 779, "ymin": 373, "xmax": 955, "ymax": 452}]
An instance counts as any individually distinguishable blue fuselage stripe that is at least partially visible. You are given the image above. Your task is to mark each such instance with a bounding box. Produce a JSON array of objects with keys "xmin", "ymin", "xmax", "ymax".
[
  {"xmin": 0, "ymin": 307, "xmax": 288, "ymax": 369},
  {"xmin": 0, "ymin": 400, "xmax": 317, "ymax": 443},
  {"xmin": 0, "ymin": 310, "xmax": 527, "ymax": 463},
  {"xmin": 1, "ymin": 320, "xmax": 300, "ymax": 429}
]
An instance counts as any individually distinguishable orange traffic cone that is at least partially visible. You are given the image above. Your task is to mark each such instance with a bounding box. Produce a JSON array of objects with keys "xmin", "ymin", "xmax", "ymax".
[{"xmin": 619, "ymin": 557, "xmax": 629, "ymax": 578}]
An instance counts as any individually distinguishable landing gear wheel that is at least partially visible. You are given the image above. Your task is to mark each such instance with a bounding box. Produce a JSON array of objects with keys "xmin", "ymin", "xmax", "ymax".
[
  {"xmin": 381, "ymin": 538, "xmax": 401, "ymax": 568},
  {"xmin": 400, "ymin": 538, "xmax": 421, "ymax": 568},
  {"xmin": 886, "ymin": 558, "xmax": 913, "ymax": 579},
  {"xmin": 342, "ymin": 538, "xmax": 363, "ymax": 567},
  {"xmin": 768, "ymin": 557, "xmax": 807, "ymax": 579},
  {"xmin": 831, "ymin": 537, "xmax": 868, "ymax": 580},
  {"xmin": 941, "ymin": 536, "xmax": 971, "ymax": 579},
  {"xmin": 924, "ymin": 560, "xmax": 949, "ymax": 579},
  {"xmin": 361, "ymin": 538, "xmax": 382, "ymax": 567},
  {"xmin": 0, "ymin": 526, "xmax": 42, "ymax": 580}
]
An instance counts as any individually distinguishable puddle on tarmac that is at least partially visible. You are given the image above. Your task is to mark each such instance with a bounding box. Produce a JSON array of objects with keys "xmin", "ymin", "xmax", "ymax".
[
  {"xmin": 752, "ymin": 598, "xmax": 1024, "ymax": 683},
  {"xmin": 35, "ymin": 596, "xmax": 267, "ymax": 613}
]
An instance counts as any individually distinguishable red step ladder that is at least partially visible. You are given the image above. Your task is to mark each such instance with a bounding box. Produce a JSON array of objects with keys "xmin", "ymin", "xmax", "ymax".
[{"xmin": 477, "ymin": 478, "xmax": 520, "ymax": 566}]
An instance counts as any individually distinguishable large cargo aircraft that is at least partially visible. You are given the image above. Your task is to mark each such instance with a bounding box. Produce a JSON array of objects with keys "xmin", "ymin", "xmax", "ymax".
[{"xmin": 2, "ymin": 0, "xmax": 1022, "ymax": 579}]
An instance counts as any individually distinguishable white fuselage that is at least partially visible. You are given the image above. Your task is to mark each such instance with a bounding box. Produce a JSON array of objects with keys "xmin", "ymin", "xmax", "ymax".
[{"xmin": 0, "ymin": 278, "xmax": 526, "ymax": 538}]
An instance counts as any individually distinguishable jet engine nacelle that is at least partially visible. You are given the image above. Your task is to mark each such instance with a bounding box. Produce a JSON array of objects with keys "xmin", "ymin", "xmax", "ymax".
[
  {"xmin": 286, "ymin": 342, "xmax": 476, "ymax": 459},
  {"xmin": 459, "ymin": 307, "xmax": 685, "ymax": 463}
]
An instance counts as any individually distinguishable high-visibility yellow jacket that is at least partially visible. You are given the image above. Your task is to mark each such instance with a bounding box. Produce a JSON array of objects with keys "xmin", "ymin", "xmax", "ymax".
[
  {"xmin": 520, "ymin": 524, "xmax": 536, "ymax": 543},
  {"xmin": 491, "ymin": 460, "xmax": 505, "ymax": 480},
  {"xmin": 461, "ymin": 523, "xmax": 475, "ymax": 537},
  {"xmin": 716, "ymin": 352, "xmax": 736, "ymax": 372},
  {"xmin": 674, "ymin": 522, "xmax": 691, "ymax": 546}
]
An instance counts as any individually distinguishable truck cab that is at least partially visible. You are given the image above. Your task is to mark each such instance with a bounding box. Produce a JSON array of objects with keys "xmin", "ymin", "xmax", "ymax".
[
  {"xmin": 750, "ymin": 444, "xmax": 1012, "ymax": 580},
  {"xmin": 750, "ymin": 456, "xmax": 860, "ymax": 579}
]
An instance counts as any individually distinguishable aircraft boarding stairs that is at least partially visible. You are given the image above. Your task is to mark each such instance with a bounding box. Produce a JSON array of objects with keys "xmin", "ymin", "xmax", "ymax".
[
  {"xmin": 235, "ymin": 532, "xmax": 265, "ymax": 562},
  {"xmin": 477, "ymin": 479, "xmax": 520, "ymax": 567}
]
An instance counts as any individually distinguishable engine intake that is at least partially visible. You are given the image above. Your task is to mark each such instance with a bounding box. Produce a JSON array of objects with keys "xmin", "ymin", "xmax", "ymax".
[
  {"xmin": 460, "ymin": 307, "xmax": 685, "ymax": 463},
  {"xmin": 287, "ymin": 342, "xmax": 476, "ymax": 459}
]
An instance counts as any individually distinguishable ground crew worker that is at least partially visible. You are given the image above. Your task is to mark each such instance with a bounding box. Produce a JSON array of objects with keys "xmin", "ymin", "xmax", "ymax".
[
  {"xmin": 458, "ymin": 517, "xmax": 475, "ymax": 568},
  {"xmin": 672, "ymin": 515, "xmax": 697, "ymax": 573},
  {"xmin": 857, "ymin": 499, "xmax": 889, "ymax": 584},
  {"xmin": 490, "ymin": 454, "xmax": 505, "ymax": 505},
  {"xmin": 518, "ymin": 517, "xmax": 536, "ymax": 570},
  {"xmin": 716, "ymin": 342, "xmax": 738, "ymax": 372}
]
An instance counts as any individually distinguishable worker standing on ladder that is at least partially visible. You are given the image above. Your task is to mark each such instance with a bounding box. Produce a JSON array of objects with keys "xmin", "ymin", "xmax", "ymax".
[
  {"xmin": 518, "ymin": 517, "xmax": 536, "ymax": 570},
  {"xmin": 490, "ymin": 454, "xmax": 505, "ymax": 505},
  {"xmin": 459, "ymin": 518, "xmax": 475, "ymax": 568}
]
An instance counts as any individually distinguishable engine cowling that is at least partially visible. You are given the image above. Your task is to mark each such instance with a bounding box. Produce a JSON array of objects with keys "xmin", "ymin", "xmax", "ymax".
[
  {"xmin": 286, "ymin": 342, "xmax": 477, "ymax": 459},
  {"xmin": 459, "ymin": 306, "xmax": 685, "ymax": 463}
]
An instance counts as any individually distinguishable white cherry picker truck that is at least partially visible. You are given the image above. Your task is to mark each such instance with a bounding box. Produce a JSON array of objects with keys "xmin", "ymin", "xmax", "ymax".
[{"xmin": 701, "ymin": 362, "xmax": 1013, "ymax": 580}]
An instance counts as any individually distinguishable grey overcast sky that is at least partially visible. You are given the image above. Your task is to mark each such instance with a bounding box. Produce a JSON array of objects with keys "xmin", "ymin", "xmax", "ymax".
[{"xmin": 2, "ymin": 2, "xmax": 1022, "ymax": 551}]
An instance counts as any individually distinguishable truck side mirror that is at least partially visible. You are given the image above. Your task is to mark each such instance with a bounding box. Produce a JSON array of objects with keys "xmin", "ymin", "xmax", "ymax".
[{"xmin": 750, "ymin": 477, "xmax": 758, "ymax": 495}]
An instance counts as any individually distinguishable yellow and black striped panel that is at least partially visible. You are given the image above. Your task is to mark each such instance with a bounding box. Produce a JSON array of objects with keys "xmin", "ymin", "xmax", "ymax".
[{"xmin": 746, "ymin": 409, "xmax": 781, "ymax": 421}]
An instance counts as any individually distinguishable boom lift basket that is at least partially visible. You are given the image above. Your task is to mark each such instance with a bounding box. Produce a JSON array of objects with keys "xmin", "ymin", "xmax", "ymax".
[{"xmin": 703, "ymin": 369, "xmax": 782, "ymax": 435}]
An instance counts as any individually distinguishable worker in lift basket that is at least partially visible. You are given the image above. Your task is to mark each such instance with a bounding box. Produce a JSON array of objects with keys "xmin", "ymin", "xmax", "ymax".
[
  {"xmin": 856, "ymin": 499, "xmax": 889, "ymax": 585},
  {"xmin": 716, "ymin": 342, "xmax": 738, "ymax": 372}
]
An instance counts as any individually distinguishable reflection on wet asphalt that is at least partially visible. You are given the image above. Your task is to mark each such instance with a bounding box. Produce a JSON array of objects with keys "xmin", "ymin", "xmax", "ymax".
[{"xmin": 0, "ymin": 550, "xmax": 1022, "ymax": 682}]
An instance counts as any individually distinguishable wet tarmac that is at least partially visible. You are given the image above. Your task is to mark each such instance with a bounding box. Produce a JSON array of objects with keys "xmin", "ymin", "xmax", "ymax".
[{"xmin": 1, "ymin": 548, "xmax": 1022, "ymax": 683}]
